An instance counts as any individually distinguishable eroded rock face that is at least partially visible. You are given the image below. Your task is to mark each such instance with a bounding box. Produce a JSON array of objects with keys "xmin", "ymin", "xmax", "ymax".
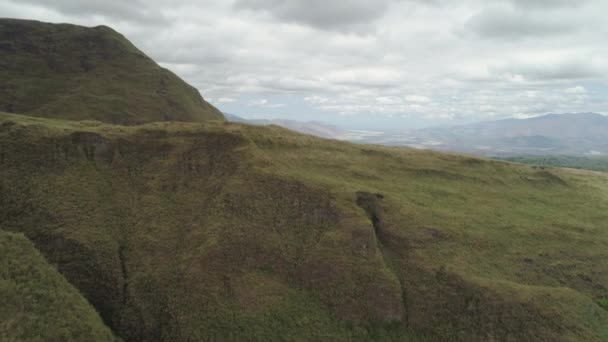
[
  {"xmin": 69, "ymin": 132, "xmax": 112, "ymax": 162},
  {"xmin": 0, "ymin": 122, "xmax": 408, "ymax": 340}
]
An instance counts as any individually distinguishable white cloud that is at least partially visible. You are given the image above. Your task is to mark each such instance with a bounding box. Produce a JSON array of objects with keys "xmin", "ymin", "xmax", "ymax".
[
  {"xmin": 4, "ymin": 0, "xmax": 608, "ymax": 127},
  {"xmin": 464, "ymin": 5, "xmax": 581, "ymax": 40},
  {"xmin": 216, "ymin": 97, "xmax": 237, "ymax": 104},
  {"xmin": 234, "ymin": 0, "xmax": 392, "ymax": 32},
  {"xmin": 405, "ymin": 95, "xmax": 431, "ymax": 103},
  {"xmin": 248, "ymin": 98, "xmax": 286, "ymax": 108},
  {"xmin": 565, "ymin": 86, "xmax": 587, "ymax": 94},
  {"xmin": 376, "ymin": 96, "xmax": 403, "ymax": 105},
  {"xmin": 248, "ymin": 99, "xmax": 268, "ymax": 106},
  {"xmin": 305, "ymin": 96, "xmax": 329, "ymax": 105}
]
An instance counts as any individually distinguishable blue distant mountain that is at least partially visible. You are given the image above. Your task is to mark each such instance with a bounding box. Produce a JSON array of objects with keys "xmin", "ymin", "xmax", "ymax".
[{"xmin": 355, "ymin": 113, "xmax": 608, "ymax": 156}]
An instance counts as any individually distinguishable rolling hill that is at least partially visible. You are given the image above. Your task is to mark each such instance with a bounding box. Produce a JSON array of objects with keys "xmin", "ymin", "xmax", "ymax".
[
  {"xmin": 0, "ymin": 18, "xmax": 223, "ymax": 124},
  {"xmin": 2, "ymin": 19, "xmax": 608, "ymax": 341}
]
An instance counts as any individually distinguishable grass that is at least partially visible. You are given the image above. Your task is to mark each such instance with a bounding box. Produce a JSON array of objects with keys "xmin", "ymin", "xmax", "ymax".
[
  {"xmin": 0, "ymin": 230, "xmax": 116, "ymax": 341},
  {"xmin": 2, "ymin": 111, "xmax": 608, "ymax": 341},
  {"xmin": 0, "ymin": 18, "xmax": 223, "ymax": 125},
  {"xmin": 498, "ymin": 155, "xmax": 608, "ymax": 172},
  {"xmin": 599, "ymin": 299, "xmax": 608, "ymax": 311}
]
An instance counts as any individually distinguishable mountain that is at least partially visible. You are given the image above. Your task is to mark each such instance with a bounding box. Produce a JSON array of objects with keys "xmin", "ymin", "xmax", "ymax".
[
  {"xmin": 3, "ymin": 110, "xmax": 608, "ymax": 341},
  {"xmin": 225, "ymin": 113, "xmax": 345, "ymax": 139},
  {"xmin": 355, "ymin": 113, "xmax": 608, "ymax": 156},
  {"xmin": 0, "ymin": 19, "xmax": 223, "ymax": 124},
  {"xmin": 2, "ymin": 20, "xmax": 608, "ymax": 342}
]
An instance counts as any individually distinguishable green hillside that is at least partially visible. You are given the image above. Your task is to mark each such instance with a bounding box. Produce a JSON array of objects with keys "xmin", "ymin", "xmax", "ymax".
[
  {"xmin": 0, "ymin": 230, "xmax": 115, "ymax": 341},
  {"xmin": 0, "ymin": 19, "xmax": 223, "ymax": 124},
  {"xmin": 499, "ymin": 155, "xmax": 608, "ymax": 173},
  {"xmin": 2, "ymin": 111, "xmax": 608, "ymax": 341}
]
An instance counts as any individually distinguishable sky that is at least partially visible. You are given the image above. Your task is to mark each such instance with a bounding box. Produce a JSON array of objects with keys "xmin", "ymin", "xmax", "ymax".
[{"xmin": 2, "ymin": 0, "xmax": 608, "ymax": 130}]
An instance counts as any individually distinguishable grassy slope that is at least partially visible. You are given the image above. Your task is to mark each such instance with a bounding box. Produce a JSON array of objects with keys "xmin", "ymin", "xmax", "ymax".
[
  {"xmin": 499, "ymin": 155, "xmax": 608, "ymax": 172},
  {"xmin": 0, "ymin": 19, "xmax": 223, "ymax": 125},
  {"xmin": 1, "ymin": 111, "xmax": 608, "ymax": 341},
  {"xmin": 0, "ymin": 230, "xmax": 115, "ymax": 341}
]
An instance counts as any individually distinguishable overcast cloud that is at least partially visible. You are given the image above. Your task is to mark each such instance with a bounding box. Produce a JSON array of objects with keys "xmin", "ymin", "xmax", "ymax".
[{"xmin": 2, "ymin": 0, "xmax": 607, "ymax": 129}]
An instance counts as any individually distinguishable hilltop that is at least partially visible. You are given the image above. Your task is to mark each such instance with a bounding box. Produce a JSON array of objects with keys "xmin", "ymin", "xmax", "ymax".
[
  {"xmin": 2, "ymin": 20, "xmax": 608, "ymax": 342},
  {"xmin": 0, "ymin": 19, "xmax": 223, "ymax": 124}
]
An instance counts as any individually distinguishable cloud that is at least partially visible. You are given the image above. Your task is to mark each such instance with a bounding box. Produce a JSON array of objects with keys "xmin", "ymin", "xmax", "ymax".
[
  {"xmin": 305, "ymin": 96, "xmax": 330, "ymax": 105},
  {"xmin": 464, "ymin": 5, "xmax": 579, "ymax": 40},
  {"xmin": 248, "ymin": 99, "xmax": 286, "ymax": 108},
  {"xmin": 216, "ymin": 97, "xmax": 237, "ymax": 104},
  {"xmin": 565, "ymin": 86, "xmax": 587, "ymax": 94},
  {"xmin": 326, "ymin": 67, "xmax": 403, "ymax": 88},
  {"xmin": 376, "ymin": 96, "xmax": 403, "ymax": 105},
  {"xmin": 10, "ymin": 0, "xmax": 169, "ymax": 24},
  {"xmin": 234, "ymin": 0, "xmax": 391, "ymax": 32},
  {"xmin": 509, "ymin": 0, "xmax": 589, "ymax": 10},
  {"xmin": 3, "ymin": 0, "xmax": 608, "ymax": 127},
  {"xmin": 405, "ymin": 95, "xmax": 431, "ymax": 103},
  {"xmin": 494, "ymin": 57, "xmax": 605, "ymax": 81}
]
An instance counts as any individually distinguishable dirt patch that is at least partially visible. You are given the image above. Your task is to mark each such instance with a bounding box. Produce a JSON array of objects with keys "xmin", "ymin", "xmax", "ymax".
[
  {"xmin": 360, "ymin": 148, "xmax": 393, "ymax": 157},
  {"xmin": 233, "ymin": 272, "xmax": 287, "ymax": 313},
  {"xmin": 0, "ymin": 120, "xmax": 16, "ymax": 131},
  {"xmin": 536, "ymin": 171, "xmax": 568, "ymax": 186},
  {"xmin": 355, "ymin": 192, "xmax": 385, "ymax": 243},
  {"xmin": 0, "ymin": 40, "xmax": 16, "ymax": 52},
  {"xmin": 355, "ymin": 191, "xmax": 407, "ymax": 322},
  {"xmin": 522, "ymin": 171, "xmax": 568, "ymax": 187},
  {"xmin": 461, "ymin": 158, "xmax": 485, "ymax": 166},
  {"xmin": 413, "ymin": 168, "xmax": 477, "ymax": 182},
  {"xmin": 69, "ymin": 131, "xmax": 112, "ymax": 163}
]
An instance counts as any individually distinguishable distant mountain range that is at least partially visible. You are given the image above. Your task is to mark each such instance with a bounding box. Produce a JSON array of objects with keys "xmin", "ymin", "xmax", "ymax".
[
  {"xmin": 368, "ymin": 113, "xmax": 608, "ymax": 156},
  {"xmin": 228, "ymin": 112, "xmax": 608, "ymax": 156}
]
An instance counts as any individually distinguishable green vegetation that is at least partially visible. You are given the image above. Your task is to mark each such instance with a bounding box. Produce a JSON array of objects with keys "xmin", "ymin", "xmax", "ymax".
[
  {"xmin": 2, "ymin": 19, "xmax": 608, "ymax": 342},
  {"xmin": 599, "ymin": 299, "xmax": 608, "ymax": 311},
  {"xmin": 499, "ymin": 155, "xmax": 608, "ymax": 172},
  {"xmin": 0, "ymin": 19, "xmax": 223, "ymax": 125},
  {"xmin": 0, "ymin": 230, "xmax": 115, "ymax": 341},
  {"xmin": 1, "ymin": 111, "xmax": 608, "ymax": 341}
]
